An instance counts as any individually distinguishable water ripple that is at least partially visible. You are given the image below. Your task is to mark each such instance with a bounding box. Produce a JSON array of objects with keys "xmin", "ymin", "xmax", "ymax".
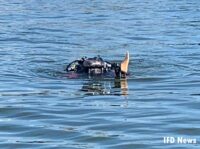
[{"xmin": 0, "ymin": 0, "xmax": 200, "ymax": 148}]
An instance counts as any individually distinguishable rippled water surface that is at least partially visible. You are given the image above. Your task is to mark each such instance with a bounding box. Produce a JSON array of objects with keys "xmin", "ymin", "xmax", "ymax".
[{"xmin": 0, "ymin": 0, "xmax": 200, "ymax": 148}]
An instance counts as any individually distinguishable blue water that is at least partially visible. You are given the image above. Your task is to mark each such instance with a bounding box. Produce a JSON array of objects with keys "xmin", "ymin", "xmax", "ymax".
[{"xmin": 0, "ymin": 0, "xmax": 200, "ymax": 148}]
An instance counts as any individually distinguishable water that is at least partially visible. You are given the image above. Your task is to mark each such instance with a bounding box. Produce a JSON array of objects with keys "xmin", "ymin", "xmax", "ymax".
[{"xmin": 0, "ymin": 0, "xmax": 200, "ymax": 148}]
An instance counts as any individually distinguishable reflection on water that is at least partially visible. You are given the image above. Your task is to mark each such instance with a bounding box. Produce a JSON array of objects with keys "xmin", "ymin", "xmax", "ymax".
[
  {"xmin": 1, "ymin": 0, "xmax": 200, "ymax": 148},
  {"xmin": 114, "ymin": 79, "xmax": 128, "ymax": 96},
  {"xmin": 81, "ymin": 79, "xmax": 128, "ymax": 96}
]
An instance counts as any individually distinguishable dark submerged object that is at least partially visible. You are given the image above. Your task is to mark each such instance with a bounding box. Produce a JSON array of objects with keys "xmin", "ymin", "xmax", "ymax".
[{"xmin": 66, "ymin": 52, "xmax": 129, "ymax": 79}]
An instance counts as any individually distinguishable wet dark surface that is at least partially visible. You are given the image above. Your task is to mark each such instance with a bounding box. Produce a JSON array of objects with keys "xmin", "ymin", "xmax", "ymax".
[{"xmin": 0, "ymin": 0, "xmax": 200, "ymax": 148}]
